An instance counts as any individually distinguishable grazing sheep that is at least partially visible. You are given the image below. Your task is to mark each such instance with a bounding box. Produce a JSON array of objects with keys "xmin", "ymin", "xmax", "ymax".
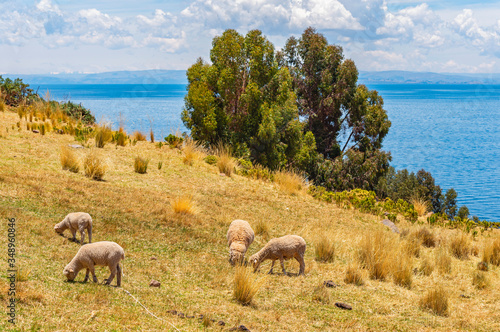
[
  {"xmin": 55, "ymin": 212, "xmax": 93, "ymax": 245},
  {"xmin": 249, "ymin": 235, "xmax": 306, "ymax": 276},
  {"xmin": 227, "ymin": 219, "xmax": 255, "ymax": 266},
  {"xmin": 63, "ymin": 241, "xmax": 124, "ymax": 286}
]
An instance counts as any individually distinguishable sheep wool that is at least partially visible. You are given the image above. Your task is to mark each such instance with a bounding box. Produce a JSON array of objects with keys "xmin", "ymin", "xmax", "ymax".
[
  {"xmin": 63, "ymin": 241, "xmax": 125, "ymax": 287},
  {"xmin": 227, "ymin": 219, "xmax": 255, "ymax": 266},
  {"xmin": 249, "ymin": 235, "xmax": 306, "ymax": 276},
  {"xmin": 55, "ymin": 212, "xmax": 93, "ymax": 245}
]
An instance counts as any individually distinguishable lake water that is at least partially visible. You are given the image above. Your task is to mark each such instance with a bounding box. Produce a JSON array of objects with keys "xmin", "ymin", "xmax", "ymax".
[{"xmin": 36, "ymin": 83, "xmax": 500, "ymax": 222}]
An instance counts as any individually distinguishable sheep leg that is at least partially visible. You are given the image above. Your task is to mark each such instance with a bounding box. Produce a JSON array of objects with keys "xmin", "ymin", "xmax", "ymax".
[
  {"xmin": 116, "ymin": 264, "xmax": 122, "ymax": 287},
  {"xmin": 83, "ymin": 268, "xmax": 90, "ymax": 283},
  {"xmin": 268, "ymin": 260, "xmax": 275, "ymax": 274},
  {"xmin": 79, "ymin": 227, "xmax": 86, "ymax": 245},
  {"xmin": 87, "ymin": 263, "xmax": 98, "ymax": 283},
  {"xmin": 296, "ymin": 254, "xmax": 305, "ymax": 276},
  {"xmin": 70, "ymin": 229, "xmax": 77, "ymax": 242},
  {"xmin": 280, "ymin": 258, "xmax": 287, "ymax": 276},
  {"xmin": 105, "ymin": 264, "xmax": 117, "ymax": 286}
]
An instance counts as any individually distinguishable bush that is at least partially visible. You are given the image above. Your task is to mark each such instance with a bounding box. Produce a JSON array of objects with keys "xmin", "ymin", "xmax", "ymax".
[
  {"xmin": 204, "ymin": 155, "xmax": 218, "ymax": 165},
  {"xmin": 358, "ymin": 230, "xmax": 393, "ymax": 280},
  {"xmin": 344, "ymin": 265, "xmax": 364, "ymax": 286},
  {"xmin": 233, "ymin": 266, "xmax": 263, "ymax": 305},
  {"xmin": 113, "ymin": 128, "xmax": 128, "ymax": 147},
  {"xmin": 420, "ymin": 286, "xmax": 449, "ymax": 316},
  {"xmin": 134, "ymin": 156, "xmax": 149, "ymax": 174},
  {"xmin": 449, "ymin": 232, "xmax": 471, "ymax": 260},
  {"xmin": 482, "ymin": 238, "xmax": 500, "ymax": 266},
  {"xmin": 165, "ymin": 134, "xmax": 183, "ymax": 148},
  {"xmin": 84, "ymin": 152, "xmax": 106, "ymax": 180},
  {"xmin": 60, "ymin": 146, "xmax": 80, "ymax": 173},
  {"xmin": 95, "ymin": 124, "xmax": 112, "ymax": 148},
  {"xmin": 171, "ymin": 196, "xmax": 195, "ymax": 214},
  {"xmin": 314, "ymin": 236, "xmax": 335, "ymax": 263}
]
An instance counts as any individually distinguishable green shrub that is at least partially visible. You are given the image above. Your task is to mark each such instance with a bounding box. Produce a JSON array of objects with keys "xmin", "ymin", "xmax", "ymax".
[
  {"xmin": 134, "ymin": 156, "xmax": 149, "ymax": 174},
  {"xmin": 204, "ymin": 155, "xmax": 218, "ymax": 165},
  {"xmin": 165, "ymin": 134, "xmax": 183, "ymax": 148}
]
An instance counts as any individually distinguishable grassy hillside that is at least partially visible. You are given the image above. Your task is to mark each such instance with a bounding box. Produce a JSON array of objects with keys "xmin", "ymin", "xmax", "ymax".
[{"xmin": 0, "ymin": 109, "xmax": 499, "ymax": 331}]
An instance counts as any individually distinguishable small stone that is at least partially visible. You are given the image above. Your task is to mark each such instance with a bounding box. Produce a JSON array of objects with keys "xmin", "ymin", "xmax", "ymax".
[
  {"xmin": 219, "ymin": 173, "xmax": 226, "ymax": 176},
  {"xmin": 381, "ymin": 219, "xmax": 400, "ymax": 234},
  {"xmin": 32, "ymin": 130, "xmax": 39, "ymax": 133},
  {"xmin": 460, "ymin": 294, "xmax": 471, "ymax": 299},
  {"xmin": 238, "ymin": 325, "xmax": 250, "ymax": 331},
  {"xmin": 150, "ymin": 256, "xmax": 157, "ymax": 260},
  {"xmin": 477, "ymin": 261, "xmax": 488, "ymax": 271},
  {"xmin": 68, "ymin": 144, "xmax": 84, "ymax": 149},
  {"xmin": 335, "ymin": 302, "xmax": 352, "ymax": 310},
  {"xmin": 217, "ymin": 321, "xmax": 225, "ymax": 326},
  {"xmin": 149, "ymin": 280, "xmax": 161, "ymax": 287},
  {"xmin": 177, "ymin": 312, "xmax": 185, "ymax": 318},
  {"xmin": 323, "ymin": 280, "xmax": 337, "ymax": 288}
]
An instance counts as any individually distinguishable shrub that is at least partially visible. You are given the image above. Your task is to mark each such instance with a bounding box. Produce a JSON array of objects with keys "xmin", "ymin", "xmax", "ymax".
[
  {"xmin": 449, "ymin": 232, "xmax": 471, "ymax": 260},
  {"xmin": 216, "ymin": 145, "xmax": 236, "ymax": 176},
  {"xmin": 419, "ymin": 255, "xmax": 434, "ymax": 276},
  {"xmin": 165, "ymin": 134, "xmax": 183, "ymax": 148},
  {"xmin": 435, "ymin": 247, "xmax": 452, "ymax": 275},
  {"xmin": 344, "ymin": 265, "xmax": 364, "ymax": 286},
  {"xmin": 134, "ymin": 156, "xmax": 149, "ymax": 174},
  {"xmin": 133, "ymin": 131, "xmax": 147, "ymax": 141},
  {"xmin": 84, "ymin": 152, "xmax": 106, "ymax": 180},
  {"xmin": 171, "ymin": 196, "xmax": 195, "ymax": 214},
  {"xmin": 392, "ymin": 251, "xmax": 413, "ymax": 289},
  {"xmin": 472, "ymin": 271, "xmax": 489, "ymax": 290},
  {"xmin": 60, "ymin": 146, "xmax": 80, "ymax": 173},
  {"xmin": 420, "ymin": 286, "xmax": 449, "ymax": 316},
  {"xmin": 274, "ymin": 169, "xmax": 308, "ymax": 195},
  {"xmin": 312, "ymin": 284, "xmax": 331, "ymax": 304},
  {"xmin": 358, "ymin": 230, "xmax": 393, "ymax": 280},
  {"xmin": 482, "ymin": 237, "xmax": 500, "ymax": 266},
  {"xmin": 204, "ymin": 155, "xmax": 218, "ymax": 165},
  {"xmin": 233, "ymin": 266, "xmax": 263, "ymax": 305},
  {"xmin": 95, "ymin": 124, "xmax": 112, "ymax": 148},
  {"xmin": 114, "ymin": 128, "xmax": 128, "ymax": 147},
  {"xmin": 314, "ymin": 236, "xmax": 335, "ymax": 263}
]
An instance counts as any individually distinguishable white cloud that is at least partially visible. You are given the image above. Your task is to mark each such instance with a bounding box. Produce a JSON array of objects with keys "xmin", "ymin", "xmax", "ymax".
[{"xmin": 452, "ymin": 9, "xmax": 500, "ymax": 56}]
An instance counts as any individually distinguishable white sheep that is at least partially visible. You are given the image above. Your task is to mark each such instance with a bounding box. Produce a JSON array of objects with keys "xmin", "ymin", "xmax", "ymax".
[
  {"xmin": 227, "ymin": 219, "xmax": 255, "ymax": 266},
  {"xmin": 55, "ymin": 212, "xmax": 93, "ymax": 245},
  {"xmin": 249, "ymin": 235, "xmax": 306, "ymax": 276},
  {"xmin": 63, "ymin": 241, "xmax": 124, "ymax": 286}
]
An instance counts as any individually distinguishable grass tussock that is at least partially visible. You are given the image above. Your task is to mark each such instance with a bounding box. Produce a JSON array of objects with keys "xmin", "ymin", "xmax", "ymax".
[
  {"xmin": 449, "ymin": 231, "xmax": 471, "ymax": 260},
  {"xmin": 420, "ymin": 286, "xmax": 449, "ymax": 316},
  {"xmin": 411, "ymin": 197, "xmax": 430, "ymax": 216},
  {"xmin": 216, "ymin": 144, "xmax": 236, "ymax": 176},
  {"xmin": 133, "ymin": 131, "xmax": 147, "ymax": 141},
  {"xmin": 233, "ymin": 266, "xmax": 264, "ymax": 305},
  {"xmin": 16, "ymin": 267, "xmax": 32, "ymax": 282},
  {"xmin": 182, "ymin": 139, "xmax": 201, "ymax": 166},
  {"xmin": 114, "ymin": 127, "xmax": 128, "ymax": 147},
  {"xmin": 358, "ymin": 230, "xmax": 394, "ymax": 280},
  {"xmin": 419, "ymin": 255, "xmax": 435, "ymax": 276},
  {"xmin": 344, "ymin": 264, "xmax": 364, "ymax": 286},
  {"xmin": 254, "ymin": 220, "xmax": 269, "ymax": 239},
  {"xmin": 134, "ymin": 156, "xmax": 150, "ymax": 174},
  {"xmin": 274, "ymin": 169, "xmax": 308, "ymax": 195},
  {"xmin": 413, "ymin": 227, "xmax": 436, "ymax": 248},
  {"xmin": 314, "ymin": 236, "xmax": 335, "ymax": 263},
  {"xmin": 482, "ymin": 237, "xmax": 500, "ymax": 266},
  {"xmin": 435, "ymin": 247, "xmax": 452, "ymax": 275},
  {"xmin": 94, "ymin": 124, "xmax": 113, "ymax": 148},
  {"xmin": 392, "ymin": 251, "xmax": 413, "ymax": 289},
  {"xmin": 60, "ymin": 146, "xmax": 80, "ymax": 173},
  {"xmin": 403, "ymin": 236, "xmax": 421, "ymax": 258},
  {"xmin": 171, "ymin": 196, "xmax": 196, "ymax": 215},
  {"xmin": 84, "ymin": 151, "xmax": 107, "ymax": 181},
  {"xmin": 472, "ymin": 271, "xmax": 489, "ymax": 289},
  {"xmin": 312, "ymin": 284, "xmax": 331, "ymax": 304}
]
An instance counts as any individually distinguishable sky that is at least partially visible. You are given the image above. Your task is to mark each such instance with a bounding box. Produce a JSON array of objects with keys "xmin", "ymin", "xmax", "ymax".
[{"xmin": 1, "ymin": 0, "xmax": 500, "ymax": 74}]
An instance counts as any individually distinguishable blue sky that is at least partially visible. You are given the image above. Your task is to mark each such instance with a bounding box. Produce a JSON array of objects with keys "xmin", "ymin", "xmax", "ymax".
[{"xmin": 2, "ymin": 0, "xmax": 500, "ymax": 74}]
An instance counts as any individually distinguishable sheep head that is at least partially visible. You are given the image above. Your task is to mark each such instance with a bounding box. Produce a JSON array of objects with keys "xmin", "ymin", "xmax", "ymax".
[
  {"xmin": 63, "ymin": 267, "xmax": 76, "ymax": 281},
  {"xmin": 249, "ymin": 255, "xmax": 260, "ymax": 272},
  {"xmin": 54, "ymin": 223, "xmax": 64, "ymax": 234}
]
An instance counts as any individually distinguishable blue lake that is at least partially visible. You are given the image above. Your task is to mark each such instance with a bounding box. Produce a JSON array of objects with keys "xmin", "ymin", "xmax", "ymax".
[{"xmin": 36, "ymin": 83, "xmax": 500, "ymax": 222}]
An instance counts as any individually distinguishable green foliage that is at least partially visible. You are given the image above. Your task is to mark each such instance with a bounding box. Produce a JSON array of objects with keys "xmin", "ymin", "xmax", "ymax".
[
  {"xmin": 60, "ymin": 101, "xmax": 95, "ymax": 124},
  {"xmin": 0, "ymin": 76, "xmax": 39, "ymax": 106},
  {"xmin": 134, "ymin": 156, "xmax": 150, "ymax": 174},
  {"xmin": 204, "ymin": 155, "xmax": 218, "ymax": 165},
  {"xmin": 443, "ymin": 188, "xmax": 457, "ymax": 220},
  {"xmin": 165, "ymin": 134, "xmax": 184, "ymax": 148},
  {"xmin": 457, "ymin": 205, "xmax": 469, "ymax": 220}
]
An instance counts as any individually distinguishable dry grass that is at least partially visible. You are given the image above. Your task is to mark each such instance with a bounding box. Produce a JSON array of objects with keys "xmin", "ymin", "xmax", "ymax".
[
  {"xmin": 435, "ymin": 247, "xmax": 452, "ymax": 275},
  {"xmin": 344, "ymin": 264, "xmax": 364, "ymax": 286},
  {"xmin": 420, "ymin": 286, "xmax": 449, "ymax": 316},
  {"xmin": 274, "ymin": 169, "xmax": 308, "ymax": 195},
  {"xmin": 171, "ymin": 196, "xmax": 196, "ymax": 214},
  {"xmin": 413, "ymin": 227, "xmax": 436, "ymax": 248},
  {"xmin": 402, "ymin": 236, "xmax": 421, "ymax": 258},
  {"xmin": 182, "ymin": 139, "xmax": 202, "ymax": 166},
  {"xmin": 134, "ymin": 156, "xmax": 150, "ymax": 174},
  {"xmin": 254, "ymin": 219, "xmax": 269, "ymax": 239},
  {"xmin": 94, "ymin": 124, "xmax": 113, "ymax": 148},
  {"xmin": 233, "ymin": 266, "xmax": 263, "ymax": 305},
  {"xmin": 410, "ymin": 197, "xmax": 429, "ymax": 216},
  {"xmin": 472, "ymin": 271, "xmax": 490, "ymax": 289},
  {"xmin": 115, "ymin": 127, "xmax": 128, "ymax": 147},
  {"xmin": 60, "ymin": 146, "xmax": 80, "ymax": 173},
  {"xmin": 133, "ymin": 131, "xmax": 147, "ymax": 141},
  {"xmin": 311, "ymin": 284, "xmax": 331, "ymax": 304},
  {"xmin": 392, "ymin": 251, "xmax": 413, "ymax": 289},
  {"xmin": 449, "ymin": 231, "xmax": 471, "ymax": 260},
  {"xmin": 314, "ymin": 235, "xmax": 335, "ymax": 263},
  {"xmin": 419, "ymin": 255, "xmax": 435, "ymax": 276},
  {"xmin": 358, "ymin": 230, "xmax": 394, "ymax": 280},
  {"xmin": 216, "ymin": 144, "xmax": 236, "ymax": 176},
  {"xmin": 482, "ymin": 237, "xmax": 500, "ymax": 266},
  {"xmin": 83, "ymin": 151, "xmax": 107, "ymax": 180}
]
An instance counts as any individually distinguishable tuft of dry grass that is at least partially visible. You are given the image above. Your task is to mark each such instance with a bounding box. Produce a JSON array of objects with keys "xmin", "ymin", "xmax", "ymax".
[
  {"xmin": 134, "ymin": 156, "xmax": 150, "ymax": 174},
  {"xmin": 233, "ymin": 266, "xmax": 264, "ymax": 305},
  {"xmin": 403, "ymin": 236, "xmax": 421, "ymax": 258},
  {"xmin": 115, "ymin": 127, "xmax": 128, "ymax": 147},
  {"xmin": 150, "ymin": 128, "xmax": 154, "ymax": 143},
  {"xmin": 84, "ymin": 151, "xmax": 107, "ymax": 180},
  {"xmin": 171, "ymin": 196, "xmax": 196, "ymax": 214},
  {"xmin": 482, "ymin": 237, "xmax": 500, "ymax": 266},
  {"xmin": 435, "ymin": 247, "xmax": 452, "ymax": 275},
  {"xmin": 472, "ymin": 271, "xmax": 489, "ymax": 289},
  {"xmin": 344, "ymin": 264, "xmax": 364, "ymax": 286},
  {"xmin": 392, "ymin": 251, "xmax": 413, "ymax": 289},
  {"xmin": 413, "ymin": 227, "xmax": 436, "ymax": 248},
  {"xmin": 411, "ymin": 197, "xmax": 430, "ymax": 217},
  {"xmin": 314, "ymin": 236, "xmax": 335, "ymax": 263},
  {"xmin": 182, "ymin": 139, "xmax": 201, "ymax": 166},
  {"xmin": 274, "ymin": 169, "xmax": 308, "ymax": 195},
  {"xmin": 94, "ymin": 124, "xmax": 113, "ymax": 148},
  {"xmin": 16, "ymin": 267, "xmax": 32, "ymax": 282},
  {"xmin": 358, "ymin": 229, "xmax": 394, "ymax": 280},
  {"xmin": 420, "ymin": 286, "xmax": 449, "ymax": 316},
  {"xmin": 312, "ymin": 284, "xmax": 331, "ymax": 304},
  {"xmin": 254, "ymin": 220, "xmax": 269, "ymax": 239},
  {"xmin": 419, "ymin": 255, "xmax": 435, "ymax": 276},
  {"xmin": 133, "ymin": 131, "xmax": 147, "ymax": 141},
  {"xmin": 60, "ymin": 146, "xmax": 80, "ymax": 173},
  {"xmin": 216, "ymin": 144, "xmax": 236, "ymax": 176},
  {"xmin": 449, "ymin": 231, "xmax": 471, "ymax": 260}
]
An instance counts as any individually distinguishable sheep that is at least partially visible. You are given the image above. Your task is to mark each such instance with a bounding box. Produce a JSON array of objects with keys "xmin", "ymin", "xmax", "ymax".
[
  {"xmin": 55, "ymin": 212, "xmax": 92, "ymax": 245},
  {"xmin": 249, "ymin": 235, "xmax": 306, "ymax": 276},
  {"xmin": 227, "ymin": 219, "xmax": 255, "ymax": 266},
  {"xmin": 63, "ymin": 241, "xmax": 124, "ymax": 287}
]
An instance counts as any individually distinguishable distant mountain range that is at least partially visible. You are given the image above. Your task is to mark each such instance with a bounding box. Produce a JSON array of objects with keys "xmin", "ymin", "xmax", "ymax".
[{"xmin": 2, "ymin": 69, "xmax": 500, "ymax": 85}]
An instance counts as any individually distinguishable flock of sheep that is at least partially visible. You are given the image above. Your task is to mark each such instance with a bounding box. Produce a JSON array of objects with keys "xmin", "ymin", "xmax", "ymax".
[{"xmin": 57, "ymin": 214, "xmax": 307, "ymax": 287}]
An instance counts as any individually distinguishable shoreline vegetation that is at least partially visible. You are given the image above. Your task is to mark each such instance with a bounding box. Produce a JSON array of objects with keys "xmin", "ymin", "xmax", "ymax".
[{"xmin": 1, "ymin": 29, "xmax": 499, "ymax": 330}]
